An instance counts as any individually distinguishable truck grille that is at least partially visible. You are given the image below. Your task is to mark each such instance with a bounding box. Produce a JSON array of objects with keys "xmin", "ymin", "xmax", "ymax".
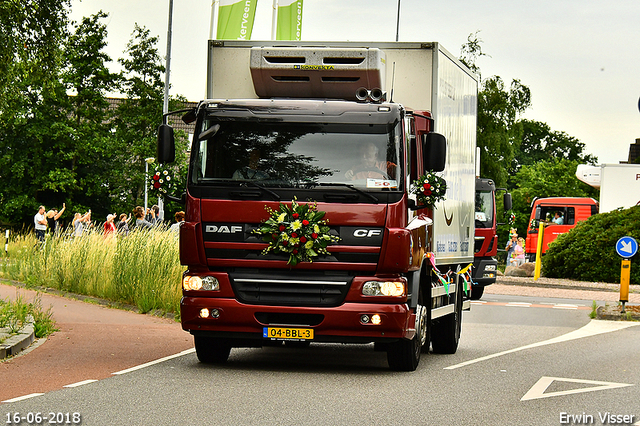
[{"xmin": 229, "ymin": 271, "xmax": 352, "ymax": 307}]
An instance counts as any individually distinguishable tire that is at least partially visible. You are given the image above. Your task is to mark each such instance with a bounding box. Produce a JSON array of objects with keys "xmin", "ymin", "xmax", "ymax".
[
  {"xmin": 387, "ymin": 302, "xmax": 427, "ymax": 371},
  {"xmin": 194, "ymin": 336, "xmax": 232, "ymax": 364},
  {"xmin": 470, "ymin": 284, "xmax": 484, "ymax": 300},
  {"xmin": 431, "ymin": 274, "xmax": 462, "ymax": 354}
]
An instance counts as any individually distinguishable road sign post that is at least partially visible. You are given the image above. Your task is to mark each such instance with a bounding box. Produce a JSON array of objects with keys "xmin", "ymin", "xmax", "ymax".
[{"xmin": 615, "ymin": 236, "xmax": 638, "ymax": 313}]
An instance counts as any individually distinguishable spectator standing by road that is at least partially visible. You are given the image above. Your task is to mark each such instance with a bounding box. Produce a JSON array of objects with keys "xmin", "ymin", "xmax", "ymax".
[
  {"xmin": 46, "ymin": 203, "xmax": 66, "ymax": 235},
  {"xmin": 34, "ymin": 205, "xmax": 47, "ymax": 244},
  {"xmin": 133, "ymin": 206, "xmax": 154, "ymax": 230},
  {"xmin": 73, "ymin": 211, "xmax": 91, "ymax": 237},
  {"xmin": 104, "ymin": 214, "xmax": 117, "ymax": 237},
  {"xmin": 505, "ymin": 230, "xmax": 518, "ymax": 260},
  {"xmin": 146, "ymin": 205, "xmax": 160, "ymax": 225},
  {"xmin": 170, "ymin": 211, "xmax": 185, "ymax": 235},
  {"xmin": 510, "ymin": 237, "xmax": 526, "ymax": 267},
  {"xmin": 116, "ymin": 213, "xmax": 131, "ymax": 236}
]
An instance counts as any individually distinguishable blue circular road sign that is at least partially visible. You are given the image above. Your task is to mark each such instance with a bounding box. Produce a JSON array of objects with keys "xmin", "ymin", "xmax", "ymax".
[{"xmin": 616, "ymin": 236, "xmax": 638, "ymax": 258}]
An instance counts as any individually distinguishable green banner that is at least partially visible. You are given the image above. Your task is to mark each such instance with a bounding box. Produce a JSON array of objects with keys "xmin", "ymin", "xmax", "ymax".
[
  {"xmin": 276, "ymin": 0, "xmax": 303, "ymax": 41},
  {"xmin": 217, "ymin": 0, "xmax": 258, "ymax": 40}
]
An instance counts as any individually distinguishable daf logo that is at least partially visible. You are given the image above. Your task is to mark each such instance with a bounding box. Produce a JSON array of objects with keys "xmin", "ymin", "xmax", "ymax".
[
  {"xmin": 205, "ymin": 225, "xmax": 243, "ymax": 233},
  {"xmin": 353, "ymin": 229, "xmax": 382, "ymax": 238}
]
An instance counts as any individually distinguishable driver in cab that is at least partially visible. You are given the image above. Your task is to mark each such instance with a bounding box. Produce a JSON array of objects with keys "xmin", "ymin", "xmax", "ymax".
[{"xmin": 344, "ymin": 142, "xmax": 396, "ymax": 180}]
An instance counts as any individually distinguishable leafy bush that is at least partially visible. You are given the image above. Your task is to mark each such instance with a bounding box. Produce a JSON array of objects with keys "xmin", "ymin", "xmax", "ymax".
[{"xmin": 543, "ymin": 206, "xmax": 640, "ymax": 283}]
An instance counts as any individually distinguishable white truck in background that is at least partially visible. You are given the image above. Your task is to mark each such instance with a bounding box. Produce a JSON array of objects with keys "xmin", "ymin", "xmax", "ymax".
[{"xmin": 576, "ymin": 163, "xmax": 640, "ymax": 213}]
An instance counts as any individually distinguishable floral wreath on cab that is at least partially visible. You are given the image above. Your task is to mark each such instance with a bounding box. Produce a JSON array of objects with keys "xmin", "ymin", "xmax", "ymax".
[
  {"xmin": 410, "ymin": 173, "xmax": 447, "ymax": 207},
  {"xmin": 149, "ymin": 165, "xmax": 174, "ymax": 196},
  {"xmin": 253, "ymin": 198, "xmax": 340, "ymax": 266}
]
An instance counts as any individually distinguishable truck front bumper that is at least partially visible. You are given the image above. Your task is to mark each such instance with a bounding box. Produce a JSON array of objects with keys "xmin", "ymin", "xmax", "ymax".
[
  {"xmin": 181, "ymin": 297, "xmax": 415, "ymax": 344},
  {"xmin": 472, "ymin": 257, "xmax": 498, "ymax": 286}
]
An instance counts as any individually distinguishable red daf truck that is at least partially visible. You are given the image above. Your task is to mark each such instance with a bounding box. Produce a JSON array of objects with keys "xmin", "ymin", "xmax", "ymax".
[
  {"xmin": 472, "ymin": 177, "xmax": 511, "ymax": 299},
  {"xmin": 158, "ymin": 41, "xmax": 477, "ymax": 371}
]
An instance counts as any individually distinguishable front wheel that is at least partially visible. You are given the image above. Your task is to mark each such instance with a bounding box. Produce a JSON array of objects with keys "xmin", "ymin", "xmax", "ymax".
[
  {"xmin": 470, "ymin": 285, "xmax": 484, "ymax": 300},
  {"xmin": 387, "ymin": 303, "xmax": 427, "ymax": 371},
  {"xmin": 194, "ymin": 336, "xmax": 232, "ymax": 364}
]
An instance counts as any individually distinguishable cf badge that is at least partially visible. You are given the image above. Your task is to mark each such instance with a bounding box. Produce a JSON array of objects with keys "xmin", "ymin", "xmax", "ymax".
[{"xmin": 353, "ymin": 229, "xmax": 382, "ymax": 238}]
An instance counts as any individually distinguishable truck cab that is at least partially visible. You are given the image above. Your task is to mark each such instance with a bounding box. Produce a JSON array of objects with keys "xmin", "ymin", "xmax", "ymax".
[
  {"xmin": 472, "ymin": 177, "xmax": 511, "ymax": 299},
  {"xmin": 525, "ymin": 197, "xmax": 598, "ymax": 261}
]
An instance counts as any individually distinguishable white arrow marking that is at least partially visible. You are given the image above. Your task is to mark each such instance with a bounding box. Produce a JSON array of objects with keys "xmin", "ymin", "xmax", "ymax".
[
  {"xmin": 620, "ymin": 240, "xmax": 633, "ymax": 254},
  {"xmin": 521, "ymin": 376, "xmax": 633, "ymax": 401},
  {"xmin": 445, "ymin": 320, "xmax": 640, "ymax": 370}
]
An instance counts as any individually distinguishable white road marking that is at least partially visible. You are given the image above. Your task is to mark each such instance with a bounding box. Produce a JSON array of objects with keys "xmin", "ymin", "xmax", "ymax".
[
  {"xmin": 553, "ymin": 304, "xmax": 579, "ymax": 310},
  {"xmin": 521, "ymin": 376, "xmax": 633, "ymax": 401},
  {"xmin": 2, "ymin": 393, "xmax": 44, "ymax": 403},
  {"xmin": 64, "ymin": 379, "xmax": 98, "ymax": 388},
  {"xmin": 505, "ymin": 302, "xmax": 532, "ymax": 307},
  {"xmin": 112, "ymin": 348, "xmax": 195, "ymax": 375},
  {"xmin": 445, "ymin": 320, "xmax": 640, "ymax": 370}
]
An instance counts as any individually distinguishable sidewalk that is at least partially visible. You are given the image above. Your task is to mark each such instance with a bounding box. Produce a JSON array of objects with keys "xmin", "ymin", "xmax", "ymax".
[
  {"xmin": 0, "ymin": 282, "xmax": 192, "ymax": 403},
  {"xmin": 488, "ymin": 275, "xmax": 640, "ymax": 320}
]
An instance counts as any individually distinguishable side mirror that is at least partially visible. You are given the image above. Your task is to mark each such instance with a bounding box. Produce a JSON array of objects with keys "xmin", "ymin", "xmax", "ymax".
[
  {"xmin": 422, "ymin": 132, "xmax": 446, "ymax": 172},
  {"xmin": 157, "ymin": 124, "xmax": 175, "ymax": 164},
  {"xmin": 503, "ymin": 193, "xmax": 512, "ymax": 211}
]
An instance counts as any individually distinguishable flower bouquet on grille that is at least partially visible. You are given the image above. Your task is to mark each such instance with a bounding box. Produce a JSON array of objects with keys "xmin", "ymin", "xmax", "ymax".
[{"xmin": 253, "ymin": 198, "xmax": 340, "ymax": 266}]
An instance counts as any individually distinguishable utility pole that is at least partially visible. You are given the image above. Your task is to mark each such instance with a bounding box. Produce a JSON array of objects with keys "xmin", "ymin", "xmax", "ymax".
[
  {"xmin": 163, "ymin": 0, "xmax": 174, "ymax": 115},
  {"xmin": 395, "ymin": 0, "xmax": 401, "ymax": 42}
]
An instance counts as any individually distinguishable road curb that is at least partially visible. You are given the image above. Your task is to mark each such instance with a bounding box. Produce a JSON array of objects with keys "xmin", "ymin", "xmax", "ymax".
[
  {"xmin": 0, "ymin": 321, "xmax": 35, "ymax": 360},
  {"xmin": 596, "ymin": 305, "xmax": 640, "ymax": 321},
  {"xmin": 496, "ymin": 276, "xmax": 640, "ymax": 294}
]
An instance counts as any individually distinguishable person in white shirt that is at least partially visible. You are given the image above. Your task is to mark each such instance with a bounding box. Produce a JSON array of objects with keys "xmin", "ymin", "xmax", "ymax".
[
  {"xmin": 170, "ymin": 211, "xmax": 185, "ymax": 235},
  {"xmin": 34, "ymin": 205, "xmax": 47, "ymax": 244}
]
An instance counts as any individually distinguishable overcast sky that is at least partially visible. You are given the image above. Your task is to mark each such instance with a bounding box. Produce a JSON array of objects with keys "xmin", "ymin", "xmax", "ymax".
[{"xmin": 69, "ymin": 0, "xmax": 640, "ymax": 165}]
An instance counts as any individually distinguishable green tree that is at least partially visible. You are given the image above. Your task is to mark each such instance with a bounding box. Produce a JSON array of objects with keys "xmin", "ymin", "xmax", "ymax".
[
  {"xmin": 477, "ymin": 76, "xmax": 530, "ymax": 188},
  {"xmin": 56, "ymin": 12, "xmax": 121, "ymax": 216},
  {"xmin": 0, "ymin": 0, "xmax": 71, "ymax": 225},
  {"xmin": 112, "ymin": 24, "xmax": 167, "ymax": 211},
  {"xmin": 514, "ymin": 119, "xmax": 598, "ymax": 170},
  {"xmin": 111, "ymin": 24, "xmax": 190, "ymax": 215},
  {"xmin": 459, "ymin": 32, "xmax": 531, "ymax": 188}
]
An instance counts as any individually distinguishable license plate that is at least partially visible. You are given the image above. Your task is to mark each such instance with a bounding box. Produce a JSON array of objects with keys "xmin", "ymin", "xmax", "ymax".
[{"xmin": 263, "ymin": 327, "xmax": 314, "ymax": 341}]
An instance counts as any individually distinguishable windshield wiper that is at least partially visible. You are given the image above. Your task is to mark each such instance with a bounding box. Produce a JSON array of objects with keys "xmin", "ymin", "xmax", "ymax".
[
  {"xmin": 307, "ymin": 182, "xmax": 379, "ymax": 203},
  {"xmin": 243, "ymin": 181, "xmax": 281, "ymax": 201},
  {"xmin": 200, "ymin": 179, "xmax": 281, "ymax": 201}
]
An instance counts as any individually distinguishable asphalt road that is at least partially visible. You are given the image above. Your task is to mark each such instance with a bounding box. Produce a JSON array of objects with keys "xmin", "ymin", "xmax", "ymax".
[{"xmin": 2, "ymin": 284, "xmax": 639, "ymax": 425}]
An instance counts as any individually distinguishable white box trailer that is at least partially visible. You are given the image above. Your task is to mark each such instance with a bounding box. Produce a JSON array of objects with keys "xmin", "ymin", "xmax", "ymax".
[
  {"xmin": 577, "ymin": 163, "xmax": 640, "ymax": 213},
  {"xmin": 206, "ymin": 40, "xmax": 477, "ymax": 265},
  {"xmin": 599, "ymin": 164, "xmax": 640, "ymax": 213}
]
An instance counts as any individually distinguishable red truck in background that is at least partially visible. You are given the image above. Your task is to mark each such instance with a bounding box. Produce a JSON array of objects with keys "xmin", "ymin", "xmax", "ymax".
[
  {"xmin": 157, "ymin": 41, "xmax": 478, "ymax": 371},
  {"xmin": 472, "ymin": 177, "xmax": 511, "ymax": 299},
  {"xmin": 525, "ymin": 197, "xmax": 598, "ymax": 261}
]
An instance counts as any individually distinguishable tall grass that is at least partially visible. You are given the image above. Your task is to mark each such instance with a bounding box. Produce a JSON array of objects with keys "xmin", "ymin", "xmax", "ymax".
[{"xmin": 1, "ymin": 226, "xmax": 183, "ymax": 316}]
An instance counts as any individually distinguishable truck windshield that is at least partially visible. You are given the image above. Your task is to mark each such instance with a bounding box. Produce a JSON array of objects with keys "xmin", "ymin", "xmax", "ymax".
[
  {"xmin": 192, "ymin": 119, "xmax": 403, "ymax": 191},
  {"xmin": 475, "ymin": 190, "xmax": 494, "ymax": 229}
]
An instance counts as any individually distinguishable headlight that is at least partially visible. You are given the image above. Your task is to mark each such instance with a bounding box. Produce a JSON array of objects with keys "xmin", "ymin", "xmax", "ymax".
[
  {"xmin": 485, "ymin": 264, "xmax": 497, "ymax": 271},
  {"xmin": 183, "ymin": 275, "xmax": 220, "ymax": 291},
  {"xmin": 362, "ymin": 281, "xmax": 405, "ymax": 297}
]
